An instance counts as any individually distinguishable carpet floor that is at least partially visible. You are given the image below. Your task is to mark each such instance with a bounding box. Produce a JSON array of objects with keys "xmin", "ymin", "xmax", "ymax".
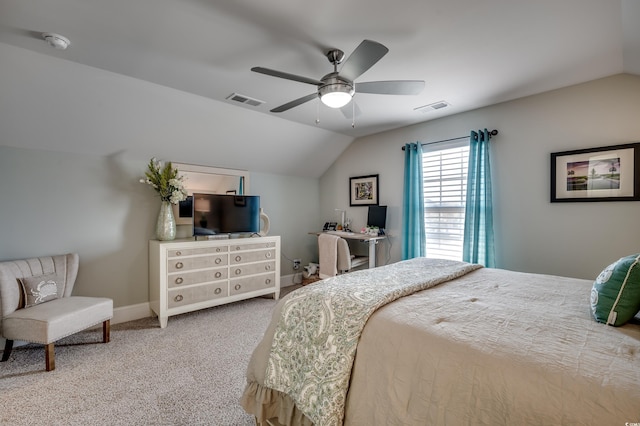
[{"xmin": 0, "ymin": 286, "xmax": 301, "ymax": 426}]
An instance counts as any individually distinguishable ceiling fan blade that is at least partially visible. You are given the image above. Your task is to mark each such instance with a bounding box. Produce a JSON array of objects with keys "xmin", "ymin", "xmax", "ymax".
[
  {"xmin": 355, "ymin": 80, "xmax": 425, "ymax": 95},
  {"xmin": 270, "ymin": 93, "xmax": 318, "ymax": 113},
  {"xmin": 339, "ymin": 40, "xmax": 389, "ymax": 82},
  {"xmin": 340, "ymin": 101, "xmax": 362, "ymax": 119},
  {"xmin": 251, "ymin": 67, "xmax": 322, "ymax": 86}
]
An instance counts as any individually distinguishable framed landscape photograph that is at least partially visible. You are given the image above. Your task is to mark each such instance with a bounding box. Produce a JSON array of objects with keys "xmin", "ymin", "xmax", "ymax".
[
  {"xmin": 350, "ymin": 174, "xmax": 379, "ymax": 206},
  {"xmin": 550, "ymin": 143, "xmax": 640, "ymax": 202}
]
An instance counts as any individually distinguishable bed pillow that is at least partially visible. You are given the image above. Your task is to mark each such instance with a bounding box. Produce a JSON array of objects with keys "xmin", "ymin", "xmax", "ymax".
[
  {"xmin": 19, "ymin": 273, "xmax": 61, "ymax": 308},
  {"xmin": 591, "ymin": 254, "xmax": 640, "ymax": 326}
]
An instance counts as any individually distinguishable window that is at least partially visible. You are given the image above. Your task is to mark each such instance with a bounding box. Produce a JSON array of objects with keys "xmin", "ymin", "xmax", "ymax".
[{"xmin": 422, "ymin": 140, "xmax": 469, "ymax": 261}]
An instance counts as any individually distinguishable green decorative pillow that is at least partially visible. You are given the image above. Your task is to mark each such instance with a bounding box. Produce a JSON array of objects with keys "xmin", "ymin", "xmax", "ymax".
[
  {"xmin": 591, "ymin": 254, "xmax": 640, "ymax": 326},
  {"xmin": 19, "ymin": 273, "xmax": 60, "ymax": 308}
]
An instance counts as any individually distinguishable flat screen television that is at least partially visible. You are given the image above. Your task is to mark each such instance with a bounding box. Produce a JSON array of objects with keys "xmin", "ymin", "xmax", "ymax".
[
  {"xmin": 191, "ymin": 193, "xmax": 260, "ymax": 236},
  {"xmin": 367, "ymin": 205, "xmax": 387, "ymax": 231}
]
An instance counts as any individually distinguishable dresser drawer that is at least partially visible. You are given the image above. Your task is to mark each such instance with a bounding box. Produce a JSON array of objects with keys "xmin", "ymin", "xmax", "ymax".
[
  {"xmin": 168, "ymin": 254, "xmax": 228, "ymax": 272},
  {"xmin": 230, "ymin": 249, "xmax": 276, "ymax": 264},
  {"xmin": 168, "ymin": 268, "xmax": 228, "ymax": 288},
  {"xmin": 230, "ymin": 273, "xmax": 277, "ymax": 295},
  {"xmin": 168, "ymin": 246, "xmax": 228, "ymax": 257},
  {"xmin": 230, "ymin": 241, "xmax": 277, "ymax": 251},
  {"xmin": 230, "ymin": 260, "xmax": 276, "ymax": 278},
  {"xmin": 168, "ymin": 283, "xmax": 229, "ymax": 308}
]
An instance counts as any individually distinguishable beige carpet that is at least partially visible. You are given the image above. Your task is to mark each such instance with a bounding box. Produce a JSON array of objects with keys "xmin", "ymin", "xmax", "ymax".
[{"xmin": 0, "ymin": 286, "xmax": 301, "ymax": 426}]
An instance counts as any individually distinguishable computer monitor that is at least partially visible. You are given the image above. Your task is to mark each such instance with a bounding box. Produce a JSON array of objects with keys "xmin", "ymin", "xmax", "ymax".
[{"xmin": 367, "ymin": 205, "xmax": 387, "ymax": 232}]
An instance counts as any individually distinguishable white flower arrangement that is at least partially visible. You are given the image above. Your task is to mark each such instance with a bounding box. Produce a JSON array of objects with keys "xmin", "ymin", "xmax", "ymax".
[{"xmin": 140, "ymin": 158, "xmax": 188, "ymax": 204}]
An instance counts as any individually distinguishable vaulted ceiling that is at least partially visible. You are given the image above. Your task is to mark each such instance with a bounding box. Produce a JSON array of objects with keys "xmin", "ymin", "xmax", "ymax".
[{"xmin": 0, "ymin": 0, "xmax": 639, "ymax": 176}]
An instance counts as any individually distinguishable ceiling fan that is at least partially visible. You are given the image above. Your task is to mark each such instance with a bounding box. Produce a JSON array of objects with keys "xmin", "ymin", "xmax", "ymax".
[{"xmin": 251, "ymin": 40, "xmax": 425, "ymax": 113}]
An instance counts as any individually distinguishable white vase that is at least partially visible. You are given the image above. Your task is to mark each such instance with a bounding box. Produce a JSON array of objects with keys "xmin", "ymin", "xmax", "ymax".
[
  {"xmin": 259, "ymin": 208, "xmax": 270, "ymax": 236},
  {"xmin": 156, "ymin": 201, "xmax": 176, "ymax": 241}
]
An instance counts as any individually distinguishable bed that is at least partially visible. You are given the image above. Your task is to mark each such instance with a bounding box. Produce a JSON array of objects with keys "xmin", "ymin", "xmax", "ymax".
[{"xmin": 241, "ymin": 257, "xmax": 640, "ymax": 425}]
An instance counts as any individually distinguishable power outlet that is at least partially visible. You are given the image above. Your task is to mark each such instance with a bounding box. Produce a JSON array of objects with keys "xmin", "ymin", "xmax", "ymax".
[{"xmin": 293, "ymin": 259, "xmax": 301, "ymax": 270}]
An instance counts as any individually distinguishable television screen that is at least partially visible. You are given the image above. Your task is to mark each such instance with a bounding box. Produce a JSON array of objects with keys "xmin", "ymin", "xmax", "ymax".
[
  {"xmin": 192, "ymin": 194, "xmax": 260, "ymax": 235},
  {"xmin": 367, "ymin": 205, "xmax": 387, "ymax": 230}
]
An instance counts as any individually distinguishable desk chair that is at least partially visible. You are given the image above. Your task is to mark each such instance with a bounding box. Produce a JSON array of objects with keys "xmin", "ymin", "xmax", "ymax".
[
  {"xmin": 0, "ymin": 253, "xmax": 113, "ymax": 371},
  {"xmin": 337, "ymin": 238, "xmax": 369, "ymax": 273},
  {"xmin": 319, "ymin": 234, "xmax": 368, "ymax": 278}
]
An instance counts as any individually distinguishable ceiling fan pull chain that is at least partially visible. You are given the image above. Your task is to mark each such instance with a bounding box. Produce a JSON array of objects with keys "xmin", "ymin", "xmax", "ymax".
[{"xmin": 315, "ymin": 97, "xmax": 321, "ymax": 125}]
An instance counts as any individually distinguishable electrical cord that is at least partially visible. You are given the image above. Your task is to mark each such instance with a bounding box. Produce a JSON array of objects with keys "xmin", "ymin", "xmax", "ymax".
[{"xmin": 281, "ymin": 251, "xmax": 296, "ymax": 263}]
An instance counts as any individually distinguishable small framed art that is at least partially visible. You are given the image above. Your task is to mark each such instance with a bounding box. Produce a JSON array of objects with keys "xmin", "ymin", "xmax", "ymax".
[
  {"xmin": 550, "ymin": 143, "xmax": 640, "ymax": 202},
  {"xmin": 349, "ymin": 174, "xmax": 379, "ymax": 206}
]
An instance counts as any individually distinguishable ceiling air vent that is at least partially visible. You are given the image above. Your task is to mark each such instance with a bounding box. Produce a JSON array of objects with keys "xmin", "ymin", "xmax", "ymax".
[
  {"xmin": 226, "ymin": 93, "xmax": 265, "ymax": 107},
  {"xmin": 414, "ymin": 101, "xmax": 450, "ymax": 113}
]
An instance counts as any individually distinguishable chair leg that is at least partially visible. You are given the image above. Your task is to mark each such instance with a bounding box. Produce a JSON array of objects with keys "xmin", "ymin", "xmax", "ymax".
[
  {"xmin": 103, "ymin": 319, "xmax": 110, "ymax": 343},
  {"xmin": 1, "ymin": 339, "xmax": 14, "ymax": 362},
  {"xmin": 45, "ymin": 343, "xmax": 55, "ymax": 371}
]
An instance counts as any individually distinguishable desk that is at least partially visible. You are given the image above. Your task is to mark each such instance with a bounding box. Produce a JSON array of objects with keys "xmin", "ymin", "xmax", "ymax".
[{"xmin": 310, "ymin": 231, "xmax": 386, "ymax": 269}]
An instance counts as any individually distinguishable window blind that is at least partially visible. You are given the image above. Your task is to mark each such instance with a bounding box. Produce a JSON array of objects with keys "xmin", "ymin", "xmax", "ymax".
[{"xmin": 422, "ymin": 142, "xmax": 469, "ymax": 261}]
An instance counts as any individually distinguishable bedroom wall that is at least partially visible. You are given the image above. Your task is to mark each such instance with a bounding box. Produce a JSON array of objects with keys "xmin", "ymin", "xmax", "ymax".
[
  {"xmin": 0, "ymin": 146, "xmax": 320, "ymax": 309},
  {"xmin": 320, "ymin": 73, "xmax": 640, "ymax": 280},
  {"xmin": 0, "ymin": 41, "xmax": 334, "ymax": 322}
]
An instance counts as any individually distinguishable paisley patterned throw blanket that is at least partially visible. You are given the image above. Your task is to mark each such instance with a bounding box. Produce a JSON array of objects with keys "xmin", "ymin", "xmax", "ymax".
[{"xmin": 263, "ymin": 258, "xmax": 482, "ymax": 426}]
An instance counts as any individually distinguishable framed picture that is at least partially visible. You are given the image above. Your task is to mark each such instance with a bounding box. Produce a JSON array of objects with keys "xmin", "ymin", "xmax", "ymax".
[
  {"xmin": 550, "ymin": 143, "xmax": 640, "ymax": 202},
  {"xmin": 350, "ymin": 174, "xmax": 379, "ymax": 206}
]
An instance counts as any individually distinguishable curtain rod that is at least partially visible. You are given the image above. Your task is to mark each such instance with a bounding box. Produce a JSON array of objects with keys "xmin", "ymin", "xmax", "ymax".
[{"xmin": 401, "ymin": 129, "xmax": 498, "ymax": 150}]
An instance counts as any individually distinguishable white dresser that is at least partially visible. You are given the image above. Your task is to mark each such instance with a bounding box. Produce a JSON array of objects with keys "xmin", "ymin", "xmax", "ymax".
[{"xmin": 149, "ymin": 236, "xmax": 280, "ymax": 328}]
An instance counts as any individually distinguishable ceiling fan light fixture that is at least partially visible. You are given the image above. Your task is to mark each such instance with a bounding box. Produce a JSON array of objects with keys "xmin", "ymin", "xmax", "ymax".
[{"xmin": 319, "ymin": 82, "xmax": 354, "ymax": 109}]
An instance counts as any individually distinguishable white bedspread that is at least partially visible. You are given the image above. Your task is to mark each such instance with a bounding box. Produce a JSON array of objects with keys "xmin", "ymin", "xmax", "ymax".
[
  {"xmin": 344, "ymin": 267, "xmax": 640, "ymax": 425},
  {"xmin": 263, "ymin": 258, "xmax": 482, "ymax": 426}
]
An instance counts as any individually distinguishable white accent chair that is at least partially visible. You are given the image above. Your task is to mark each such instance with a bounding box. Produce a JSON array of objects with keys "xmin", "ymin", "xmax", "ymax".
[{"xmin": 0, "ymin": 253, "xmax": 113, "ymax": 371}]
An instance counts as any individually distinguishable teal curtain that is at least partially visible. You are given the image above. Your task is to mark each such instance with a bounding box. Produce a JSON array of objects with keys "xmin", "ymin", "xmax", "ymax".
[
  {"xmin": 463, "ymin": 129, "xmax": 495, "ymax": 267},
  {"xmin": 402, "ymin": 142, "xmax": 426, "ymax": 260}
]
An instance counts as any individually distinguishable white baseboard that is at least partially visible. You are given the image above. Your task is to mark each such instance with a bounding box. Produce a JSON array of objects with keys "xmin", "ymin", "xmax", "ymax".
[
  {"xmin": 112, "ymin": 302, "xmax": 154, "ymax": 325},
  {"xmin": 281, "ymin": 273, "xmax": 303, "ymax": 287}
]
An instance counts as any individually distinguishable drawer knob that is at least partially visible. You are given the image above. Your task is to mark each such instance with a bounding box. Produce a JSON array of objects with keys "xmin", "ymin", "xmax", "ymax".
[
  {"xmin": 215, "ymin": 272, "xmax": 222, "ymax": 278},
  {"xmin": 235, "ymin": 246, "xmax": 241, "ymax": 251},
  {"xmin": 214, "ymin": 287, "xmax": 222, "ymax": 295},
  {"xmin": 235, "ymin": 255, "xmax": 242, "ymax": 262},
  {"xmin": 215, "ymin": 258, "xmax": 222, "ymax": 264},
  {"xmin": 265, "ymin": 278, "xmax": 271, "ymax": 285},
  {"xmin": 265, "ymin": 252, "xmax": 272, "ymax": 258},
  {"xmin": 176, "ymin": 251, "xmax": 182, "ymax": 256},
  {"xmin": 175, "ymin": 277, "xmax": 184, "ymax": 285},
  {"xmin": 174, "ymin": 294, "xmax": 183, "ymax": 302},
  {"xmin": 175, "ymin": 262, "xmax": 184, "ymax": 269},
  {"xmin": 235, "ymin": 268, "xmax": 242, "ymax": 275},
  {"xmin": 216, "ymin": 247, "xmax": 221, "ymax": 252},
  {"xmin": 265, "ymin": 264, "xmax": 271, "ymax": 270},
  {"xmin": 235, "ymin": 284, "xmax": 241, "ymax": 291}
]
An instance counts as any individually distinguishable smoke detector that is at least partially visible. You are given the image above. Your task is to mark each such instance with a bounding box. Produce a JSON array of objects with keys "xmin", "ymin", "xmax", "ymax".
[{"xmin": 42, "ymin": 33, "xmax": 70, "ymax": 50}]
